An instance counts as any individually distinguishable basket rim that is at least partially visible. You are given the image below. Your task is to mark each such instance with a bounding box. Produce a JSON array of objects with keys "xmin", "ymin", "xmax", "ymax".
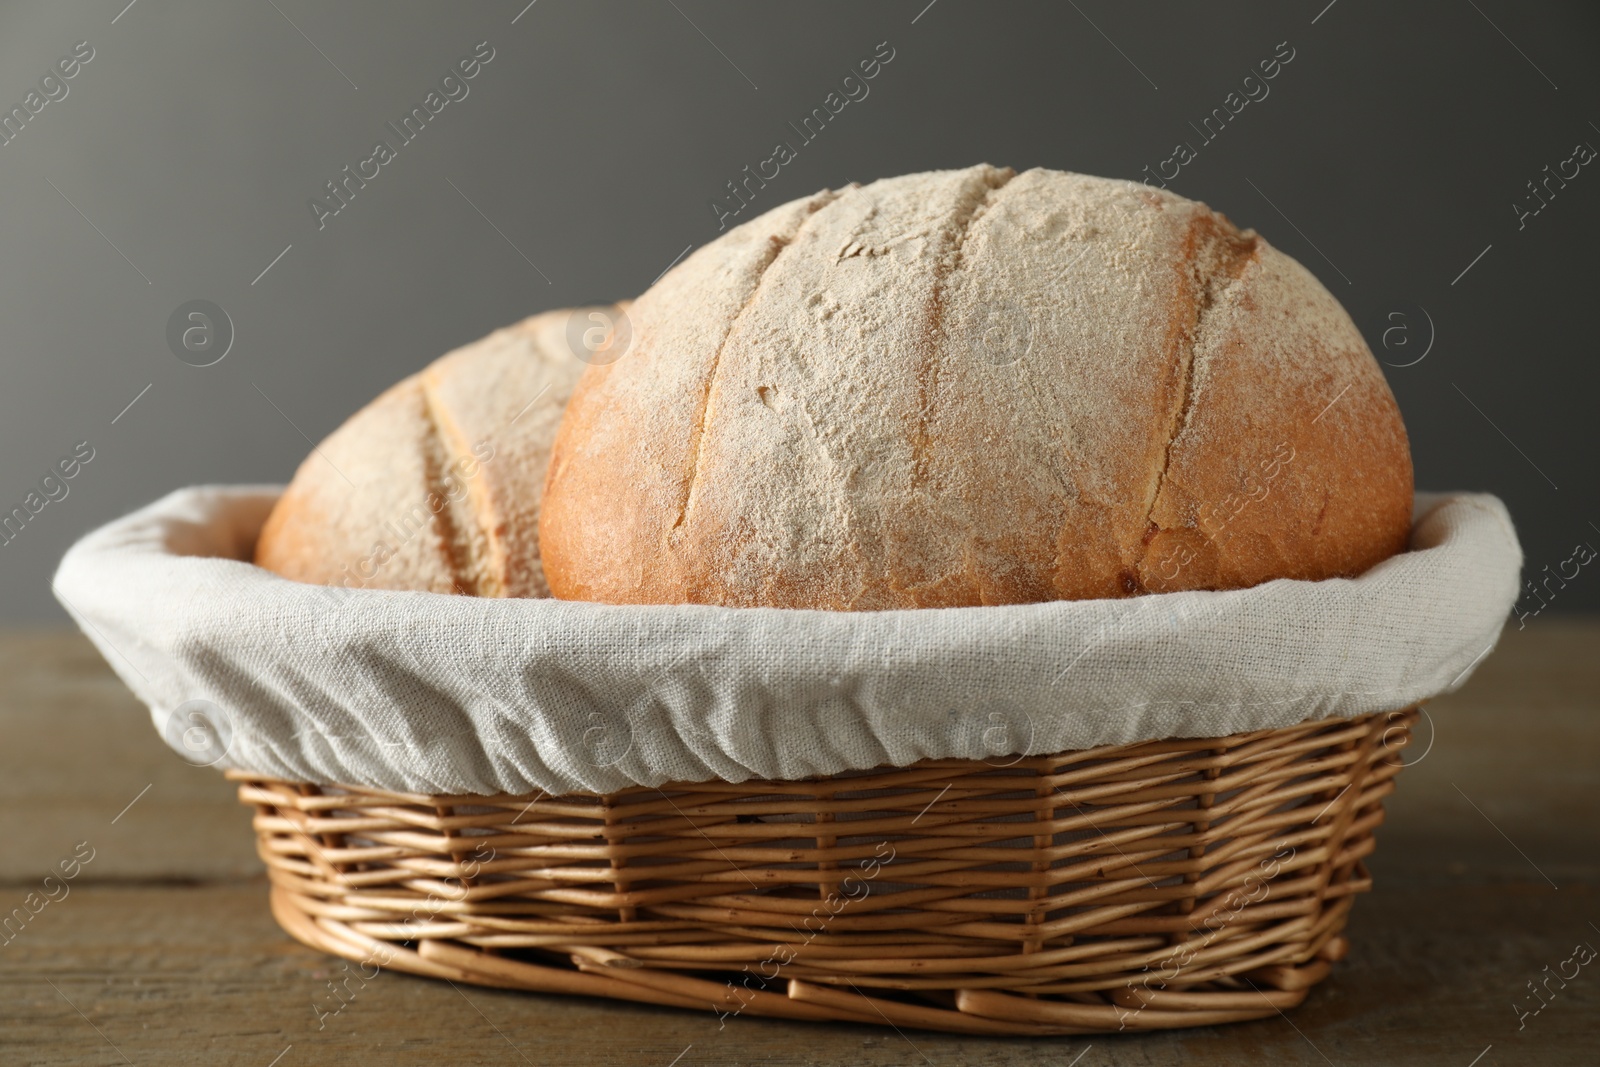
[{"xmin": 222, "ymin": 706, "xmax": 1419, "ymax": 799}]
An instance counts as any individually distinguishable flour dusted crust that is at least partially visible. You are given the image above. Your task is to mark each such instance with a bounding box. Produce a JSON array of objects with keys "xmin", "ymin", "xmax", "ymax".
[
  {"xmin": 255, "ymin": 305, "xmax": 625, "ymax": 598},
  {"xmin": 540, "ymin": 165, "xmax": 1412, "ymax": 608}
]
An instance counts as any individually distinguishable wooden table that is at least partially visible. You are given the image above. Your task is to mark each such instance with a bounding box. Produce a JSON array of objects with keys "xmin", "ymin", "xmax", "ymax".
[{"xmin": 2, "ymin": 623, "xmax": 1596, "ymax": 1065}]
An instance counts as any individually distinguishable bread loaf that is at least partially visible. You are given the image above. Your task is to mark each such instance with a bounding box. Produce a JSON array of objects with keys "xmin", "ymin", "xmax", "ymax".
[
  {"xmin": 255, "ymin": 305, "xmax": 627, "ymax": 597},
  {"xmin": 539, "ymin": 165, "xmax": 1412, "ymax": 609}
]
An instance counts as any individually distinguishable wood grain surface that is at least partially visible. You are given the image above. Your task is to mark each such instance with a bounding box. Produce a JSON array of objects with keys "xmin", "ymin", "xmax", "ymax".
[{"xmin": 1, "ymin": 621, "xmax": 1596, "ymax": 1066}]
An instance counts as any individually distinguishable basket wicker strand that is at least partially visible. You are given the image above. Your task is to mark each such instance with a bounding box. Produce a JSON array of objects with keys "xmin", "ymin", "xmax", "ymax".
[{"xmin": 234, "ymin": 707, "xmax": 1415, "ymax": 1036}]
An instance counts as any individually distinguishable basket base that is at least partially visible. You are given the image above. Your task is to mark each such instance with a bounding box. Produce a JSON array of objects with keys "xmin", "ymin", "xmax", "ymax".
[
  {"xmin": 239, "ymin": 709, "xmax": 1415, "ymax": 1035},
  {"xmin": 268, "ymin": 885, "xmax": 1347, "ymax": 1036}
]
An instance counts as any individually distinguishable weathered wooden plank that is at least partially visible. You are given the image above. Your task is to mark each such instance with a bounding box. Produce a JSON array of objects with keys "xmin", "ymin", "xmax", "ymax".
[
  {"xmin": 0, "ymin": 630, "xmax": 260, "ymax": 882},
  {"xmin": 0, "ymin": 881, "xmax": 1595, "ymax": 1066}
]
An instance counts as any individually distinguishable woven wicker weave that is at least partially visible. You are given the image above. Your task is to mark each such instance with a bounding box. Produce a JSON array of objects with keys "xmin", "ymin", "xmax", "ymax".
[{"xmin": 233, "ymin": 707, "xmax": 1415, "ymax": 1036}]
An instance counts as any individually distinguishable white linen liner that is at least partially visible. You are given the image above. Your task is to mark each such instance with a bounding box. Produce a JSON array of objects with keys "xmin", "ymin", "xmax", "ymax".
[{"xmin": 53, "ymin": 486, "xmax": 1522, "ymax": 797}]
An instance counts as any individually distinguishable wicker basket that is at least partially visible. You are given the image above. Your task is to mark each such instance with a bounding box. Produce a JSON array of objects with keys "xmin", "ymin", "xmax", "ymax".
[{"xmin": 233, "ymin": 706, "xmax": 1416, "ymax": 1036}]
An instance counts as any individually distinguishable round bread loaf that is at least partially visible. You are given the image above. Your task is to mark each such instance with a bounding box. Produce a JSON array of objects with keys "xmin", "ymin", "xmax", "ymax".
[
  {"xmin": 255, "ymin": 304, "xmax": 627, "ymax": 597},
  {"xmin": 540, "ymin": 165, "xmax": 1412, "ymax": 609}
]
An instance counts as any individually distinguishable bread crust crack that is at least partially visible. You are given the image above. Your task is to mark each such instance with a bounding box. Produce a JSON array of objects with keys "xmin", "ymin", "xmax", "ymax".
[
  {"xmin": 419, "ymin": 377, "xmax": 497, "ymax": 596},
  {"xmin": 673, "ymin": 190, "xmax": 845, "ymax": 537},
  {"xmin": 1137, "ymin": 216, "xmax": 1259, "ymax": 577},
  {"xmin": 912, "ymin": 166, "xmax": 1017, "ymax": 492}
]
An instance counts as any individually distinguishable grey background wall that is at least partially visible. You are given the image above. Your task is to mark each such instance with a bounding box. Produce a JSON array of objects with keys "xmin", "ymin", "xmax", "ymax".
[{"xmin": 1, "ymin": 0, "xmax": 1596, "ymax": 620}]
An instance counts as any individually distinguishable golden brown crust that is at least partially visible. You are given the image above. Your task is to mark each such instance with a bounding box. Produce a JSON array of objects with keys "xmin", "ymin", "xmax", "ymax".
[
  {"xmin": 1136, "ymin": 243, "xmax": 1413, "ymax": 594},
  {"xmin": 255, "ymin": 376, "xmax": 461, "ymax": 594},
  {"xmin": 254, "ymin": 305, "xmax": 627, "ymax": 598},
  {"xmin": 540, "ymin": 166, "xmax": 1412, "ymax": 609}
]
